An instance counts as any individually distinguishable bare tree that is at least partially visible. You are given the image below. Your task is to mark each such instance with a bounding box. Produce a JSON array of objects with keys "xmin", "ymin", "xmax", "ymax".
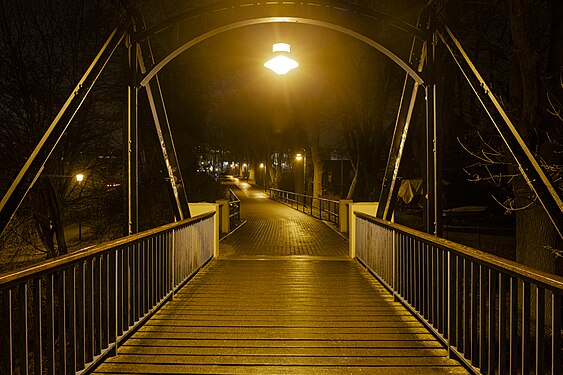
[
  {"xmin": 451, "ymin": 0, "xmax": 562, "ymax": 273},
  {"xmin": 0, "ymin": 0, "xmax": 122, "ymax": 268}
]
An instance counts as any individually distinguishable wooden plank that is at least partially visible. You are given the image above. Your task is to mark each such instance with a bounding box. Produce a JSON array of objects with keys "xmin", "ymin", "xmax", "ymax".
[
  {"xmin": 102, "ymin": 353, "xmax": 464, "ymax": 366},
  {"xmin": 116, "ymin": 346, "xmax": 450, "ymax": 357},
  {"xmin": 122, "ymin": 338, "xmax": 443, "ymax": 350}
]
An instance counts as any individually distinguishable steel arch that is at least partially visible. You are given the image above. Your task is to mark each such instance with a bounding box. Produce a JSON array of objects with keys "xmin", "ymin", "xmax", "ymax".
[{"xmin": 134, "ymin": 0, "xmax": 427, "ymax": 87}]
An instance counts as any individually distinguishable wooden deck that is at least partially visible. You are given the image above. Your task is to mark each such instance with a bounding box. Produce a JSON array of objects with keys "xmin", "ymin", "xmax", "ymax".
[
  {"xmin": 93, "ymin": 258, "xmax": 467, "ymax": 374},
  {"xmin": 93, "ymin": 184, "xmax": 467, "ymax": 374}
]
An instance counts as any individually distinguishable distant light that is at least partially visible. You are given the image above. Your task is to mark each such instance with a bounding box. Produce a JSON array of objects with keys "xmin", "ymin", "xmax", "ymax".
[
  {"xmin": 243, "ymin": 163, "xmax": 247, "ymax": 168},
  {"xmin": 76, "ymin": 174, "xmax": 84, "ymax": 182},
  {"xmin": 295, "ymin": 153, "xmax": 303, "ymax": 161},
  {"xmin": 260, "ymin": 163, "xmax": 265, "ymax": 168},
  {"xmin": 264, "ymin": 43, "xmax": 299, "ymax": 75}
]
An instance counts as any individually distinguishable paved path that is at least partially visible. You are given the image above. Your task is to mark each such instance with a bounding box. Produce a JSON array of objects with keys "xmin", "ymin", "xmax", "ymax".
[
  {"xmin": 94, "ymin": 180, "xmax": 468, "ymax": 374},
  {"xmin": 221, "ymin": 180, "xmax": 348, "ymax": 257}
]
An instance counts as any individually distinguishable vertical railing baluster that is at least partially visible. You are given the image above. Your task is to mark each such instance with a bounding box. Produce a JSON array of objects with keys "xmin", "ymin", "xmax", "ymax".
[
  {"xmin": 57, "ymin": 269, "xmax": 67, "ymax": 374},
  {"xmin": 129, "ymin": 247, "xmax": 135, "ymax": 326},
  {"xmin": 171, "ymin": 230, "xmax": 176, "ymax": 296},
  {"xmin": 438, "ymin": 249, "xmax": 444, "ymax": 333},
  {"xmin": 458, "ymin": 259, "xmax": 464, "ymax": 354},
  {"xmin": 488, "ymin": 268, "xmax": 497, "ymax": 374},
  {"xmin": 422, "ymin": 242, "xmax": 426, "ymax": 316},
  {"xmin": 101, "ymin": 253, "xmax": 109, "ymax": 349},
  {"xmin": 479, "ymin": 265, "xmax": 486, "ymax": 370},
  {"xmin": 522, "ymin": 281, "xmax": 531, "ymax": 374},
  {"xmin": 463, "ymin": 259, "xmax": 471, "ymax": 357},
  {"xmin": 471, "ymin": 262, "xmax": 478, "ymax": 366},
  {"xmin": 456, "ymin": 255, "xmax": 462, "ymax": 348},
  {"xmin": 152, "ymin": 239, "xmax": 156, "ymax": 305},
  {"xmin": 498, "ymin": 273, "xmax": 507, "ymax": 374},
  {"xmin": 424, "ymin": 242, "xmax": 432, "ymax": 322},
  {"xmin": 46, "ymin": 275, "xmax": 55, "ymax": 375},
  {"xmin": 68, "ymin": 265, "xmax": 76, "ymax": 374},
  {"xmin": 509, "ymin": 276, "xmax": 518, "ymax": 374},
  {"xmin": 108, "ymin": 251, "xmax": 116, "ymax": 348},
  {"xmin": 535, "ymin": 287, "xmax": 545, "ymax": 375},
  {"xmin": 94, "ymin": 257, "xmax": 101, "ymax": 356},
  {"xmin": 76, "ymin": 262, "xmax": 85, "ymax": 370},
  {"xmin": 430, "ymin": 245, "xmax": 436, "ymax": 326},
  {"xmin": 447, "ymin": 253, "xmax": 455, "ymax": 350},
  {"xmin": 552, "ymin": 292, "xmax": 561, "ymax": 375},
  {"xmin": 443, "ymin": 250, "xmax": 449, "ymax": 336},
  {"xmin": 117, "ymin": 249, "xmax": 124, "ymax": 336},
  {"xmin": 8, "ymin": 289, "xmax": 14, "ymax": 374},
  {"xmin": 17, "ymin": 283, "xmax": 29, "ymax": 375},
  {"xmin": 86, "ymin": 259, "xmax": 94, "ymax": 364},
  {"xmin": 32, "ymin": 278, "xmax": 42, "ymax": 375}
]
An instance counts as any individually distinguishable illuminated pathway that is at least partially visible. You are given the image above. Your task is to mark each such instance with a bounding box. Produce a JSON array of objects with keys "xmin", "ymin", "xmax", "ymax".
[{"xmin": 93, "ymin": 183, "xmax": 468, "ymax": 374}]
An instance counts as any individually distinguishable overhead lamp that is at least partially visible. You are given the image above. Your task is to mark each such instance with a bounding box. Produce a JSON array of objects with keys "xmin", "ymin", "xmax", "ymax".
[{"xmin": 264, "ymin": 43, "xmax": 299, "ymax": 75}]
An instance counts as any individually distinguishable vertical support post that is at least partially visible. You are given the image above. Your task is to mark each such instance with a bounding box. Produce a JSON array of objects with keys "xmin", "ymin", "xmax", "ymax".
[
  {"xmin": 126, "ymin": 32, "xmax": 138, "ymax": 235},
  {"xmin": 136, "ymin": 31, "xmax": 190, "ymax": 221},
  {"xmin": 425, "ymin": 46, "xmax": 435, "ymax": 235},
  {"xmin": 433, "ymin": 30, "xmax": 443, "ymax": 237},
  {"xmin": 425, "ymin": 30, "xmax": 442, "ymax": 236}
]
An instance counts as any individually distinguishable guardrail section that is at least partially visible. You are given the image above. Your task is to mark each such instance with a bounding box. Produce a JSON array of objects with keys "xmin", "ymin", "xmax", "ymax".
[
  {"xmin": 355, "ymin": 212, "xmax": 562, "ymax": 375},
  {"xmin": 228, "ymin": 188, "xmax": 241, "ymax": 229},
  {"xmin": 0, "ymin": 212, "xmax": 215, "ymax": 375},
  {"xmin": 270, "ymin": 188, "xmax": 339, "ymax": 225}
]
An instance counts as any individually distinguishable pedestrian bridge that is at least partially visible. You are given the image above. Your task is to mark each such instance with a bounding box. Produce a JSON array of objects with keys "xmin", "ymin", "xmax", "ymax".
[{"xmin": 0, "ymin": 183, "xmax": 561, "ymax": 374}]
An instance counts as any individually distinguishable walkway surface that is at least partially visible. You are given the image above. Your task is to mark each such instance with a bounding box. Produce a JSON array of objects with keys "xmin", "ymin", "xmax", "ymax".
[{"xmin": 94, "ymin": 180, "xmax": 468, "ymax": 374}]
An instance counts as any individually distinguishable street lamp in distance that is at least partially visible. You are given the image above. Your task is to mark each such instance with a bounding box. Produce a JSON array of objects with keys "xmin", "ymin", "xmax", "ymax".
[
  {"xmin": 260, "ymin": 163, "xmax": 267, "ymax": 192},
  {"xmin": 295, "ymin": 153, "xmax": 306, "ymax": 198},
  {"xmin": 75, "ymin": 173, "xmax": 84, "ymax": 240},
  {"xmin": 264, "ymin": 43, "xmax": 299, "ymax": 75}
]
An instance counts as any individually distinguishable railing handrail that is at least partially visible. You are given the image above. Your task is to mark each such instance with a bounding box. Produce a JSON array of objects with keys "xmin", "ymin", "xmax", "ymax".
[
  {"xmin": 269, "ymin": 187, "xmax": 339, "ymax": 205},
  {"xmin": 355, "ymin": 211, "xmax": 563, "ymax": 292},
  {"xmin": 0, "ymin": 211, "xmax": 215, "ymax": 288}
]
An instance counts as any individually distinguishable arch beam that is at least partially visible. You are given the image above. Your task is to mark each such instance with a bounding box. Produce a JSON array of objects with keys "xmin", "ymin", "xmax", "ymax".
[{"xmin": 139, "ymin": 17, "xmax": 424, "ymax": 88}]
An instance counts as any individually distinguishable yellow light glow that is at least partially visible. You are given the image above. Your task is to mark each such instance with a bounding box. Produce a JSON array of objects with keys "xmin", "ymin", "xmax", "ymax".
[
  {"xmin": 243, "ymin": 163, "xmax": 247, "ymax": 168},
  {"xmin": 295, "ymin": 153, "xmax": 303, "ymax": 161},
  {"xmin": 75, "ymin": 174, "xmax": 84, "ymax": 182},
  {"xmin": 272, "ymin": 43, "xmax": 291, "ymax": 53},
  {"xmin": 264, "ymin": 43, "xmax": 298, "ymax": 75},
  {"xmin": 264, "ymin": 55, "xmax": 299, "ymax": 75},
  {"xmin": 260, "ymin": 163, "xmax": 265, "ymax": 168}
]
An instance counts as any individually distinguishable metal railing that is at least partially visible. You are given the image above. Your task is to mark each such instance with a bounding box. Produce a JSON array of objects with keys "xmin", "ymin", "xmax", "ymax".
[
  {"xmin": 270, "ymin": 188, "xmax": 339, "ymax": 225},
  {"xmin": 355, "ymin": 212, "xmax": 562, "ymax": 375},
  {"xmin": 228, "ymin": 189, "xmax": 241, "ymax": 228},
  {"xmin": 0, "ymin": 212, "xmax": 215, "ymax": 375}
]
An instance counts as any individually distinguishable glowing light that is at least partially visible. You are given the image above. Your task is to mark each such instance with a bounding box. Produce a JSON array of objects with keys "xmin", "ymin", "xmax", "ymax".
[
  {"xmin": 264, "ymin": 43, "xmax": 299, "ymax": 75},
  {"xmin": 260, "ymin": 163, "xmax": 265, "ymax": 168},
  {"xmin": 75, "ymin": 174, "xmax": 84, "ymax": 182},
  {"xmin": 273, "ymin": 43, "xmax": 291, "ymax": 53},
  {"xmin": 295, "ymin": 153, "xmax": 303, "ymax": 161}
]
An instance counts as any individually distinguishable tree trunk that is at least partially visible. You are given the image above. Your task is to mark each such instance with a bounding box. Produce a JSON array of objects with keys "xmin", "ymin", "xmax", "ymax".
[
  {"xmin": 508, "ymin": 0, "xmax": 559, "ymax": 274},
  {"xmin": 33, "ymin": 178, "xmax": 68, "ymax": 258},
  {"xmin": 347, "ymin": 157, "xmax": 360, "ymax": 199},
  {"xmin": 310, "ymin": 122, "xmax": 323, "ymax": 198}
]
